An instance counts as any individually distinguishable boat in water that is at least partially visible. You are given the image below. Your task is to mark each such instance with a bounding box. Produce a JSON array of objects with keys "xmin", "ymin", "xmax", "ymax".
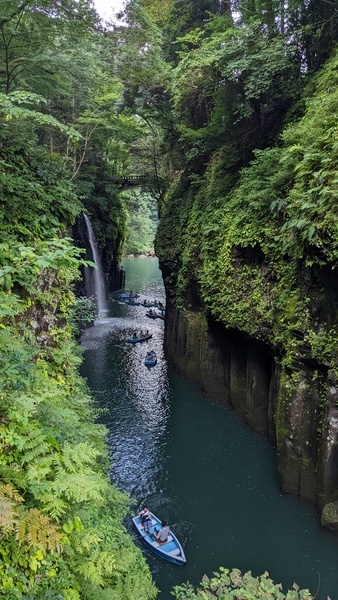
[
  {"xmin": 145, "ymin": 350, "xmax": 157, "ymax": 366},
  {"xmin": 127, "ymin": 333, "xmax": 152, "ymax": 343},
  {"xmin": 120, "ymin": 292, "xmax": 139, "ymax": 300},
  {"xmin": 132, "ymin": 511, "xmax": 186, "ymax": 566},
  {"xmin": 146, "ymin": 310, "xmax": 161, "ymax": 319},
  {"xmin": 124, "ymin": 299, "xmax": 141, "ymax": 306}
]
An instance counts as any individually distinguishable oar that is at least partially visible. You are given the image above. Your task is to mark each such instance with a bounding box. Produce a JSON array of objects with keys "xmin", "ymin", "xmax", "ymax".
[{"xmin": 132, "ymin": 532, "xmax": 149, "ymax": 540}]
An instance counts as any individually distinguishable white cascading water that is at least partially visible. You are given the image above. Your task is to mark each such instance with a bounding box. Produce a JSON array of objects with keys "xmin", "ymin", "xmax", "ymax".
[{"xmin": 82, "ymin": 213, "xmax": 107, "ymax": 315}]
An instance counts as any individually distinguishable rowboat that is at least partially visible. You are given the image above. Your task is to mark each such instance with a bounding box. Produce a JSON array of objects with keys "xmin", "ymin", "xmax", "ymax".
[
  {"xmin": 132, "ymin": 511, "xmax": 186, "ymax": 566},
  {"xmin": 127, "ymin": 333, "xmax": 152, "ymax": 343},
  {"xmin": 145, "ymin": 350, "xmax": 157, "ymax": 366},
  {"xmin": 146, "ymin": 310, "xmax": 160, "ymax": 319},
  {"xmin": 120, "ymin": 293, "xmax": 139, "ymax": 300}
]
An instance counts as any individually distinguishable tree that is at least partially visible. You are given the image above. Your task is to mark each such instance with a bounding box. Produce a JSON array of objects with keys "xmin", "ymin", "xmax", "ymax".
[
  {"xmin": 0, "ymin": 0, "xmax": 99, "ymax": 94},
  {"xmin": 123, "ymin": 189, "xmax": 158, "ymax": 254}
]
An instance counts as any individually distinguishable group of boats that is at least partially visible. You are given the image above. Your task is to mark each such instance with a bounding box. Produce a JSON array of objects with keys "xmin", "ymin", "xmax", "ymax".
[
  {"xmin": 120, "ymin": 292, "xmax": 166, "ymax": 320},
  {"xmin": 122, "ymin": 291, "xmax": 186, "ymax": 564},
  {"xmin": 126, "ymin": 331, "xmax": 157, "ymax": 366},
  {"xmin": 123, "ymin": 291, "xmax": 165, "ymax": 367}
]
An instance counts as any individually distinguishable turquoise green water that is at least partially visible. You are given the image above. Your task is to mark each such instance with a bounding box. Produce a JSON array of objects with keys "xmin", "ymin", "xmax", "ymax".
[{"xmin": 81, "ymin": 257, "xmax": 338, "ymax": 600}]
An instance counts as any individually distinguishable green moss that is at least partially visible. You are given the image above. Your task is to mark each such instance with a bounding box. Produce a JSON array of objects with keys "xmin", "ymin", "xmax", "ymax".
[{"xmin": 158, "ymin": 47, "xmax": 338, "ymax": 378}]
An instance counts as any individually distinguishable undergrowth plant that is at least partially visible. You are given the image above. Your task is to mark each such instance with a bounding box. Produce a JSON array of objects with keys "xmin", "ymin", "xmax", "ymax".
[
  {"xmin": 172, "ymin": 568, "xmax": 314, "ymax": 599},
  {"xmin": 0, "ymin": 90, "xmax": 157, "ymax": 599}
]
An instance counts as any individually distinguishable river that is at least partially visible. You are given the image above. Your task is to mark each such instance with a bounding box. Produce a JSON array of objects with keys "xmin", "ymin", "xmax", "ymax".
[{"xmin": 81, "ymin": 257, "xmax": 338, "ymax": 600}]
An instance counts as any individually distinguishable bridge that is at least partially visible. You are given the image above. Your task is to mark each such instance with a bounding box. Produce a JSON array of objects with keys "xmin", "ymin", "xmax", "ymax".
[{"xmin": 106, "ymin": 175, "xmax": 151, "ymax": 187}]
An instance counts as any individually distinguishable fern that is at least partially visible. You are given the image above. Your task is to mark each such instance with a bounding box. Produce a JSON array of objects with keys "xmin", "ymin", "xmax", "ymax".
[
  {"xmin": 17, "ymin": 426, "xmax": 50, "ymax": 466},
  {"xmin": 0, "ymin": 499, "xmax": 17, "ymax": 534},
  {"xmin": 59, "ymin": 442, "xmax": 101, "ymax": 472},
  {"xmin": 16, "ymin": 507, "xmax": 64, "ymax": 553},
  {"xmin": 0, "ymin": 483, "xmax": 23, "ymax": 534},
  {"xmin": 77, "ymin": 549, "xmax": 117, "ymax": 586},
  {"xmin": 52, "ymin": 471, "xmax": 108, "ymax": 504},
  {"xmin": 72, "ymin": 528, "xmax": 103, "ymax": 552},
  {"xmin": 47, "ymin": 442, "xmax": 108, "ymax": 505},
  {"xmin": 0, "ymin": 482, "xmax": 23, "ymax": 504},
  {"xmin": 61, "ymin": 589, "xmax": 81, "ymax": 600},
  {"xmin": 26, "ymin": 454, "xmax": 54, "ymax": 483},
  {"xmin": 38, "ymin": 492, "xmax": 69, "ymax": 520}
]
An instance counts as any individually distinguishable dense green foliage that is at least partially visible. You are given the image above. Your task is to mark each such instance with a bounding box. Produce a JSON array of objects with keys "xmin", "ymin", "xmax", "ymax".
[
  {"xmin": 157, "ymin": 47, "xmax": 338, "ymax": 371},
  {"xmin": 122, "ymin": 0, "xmax": 338, "ymax": 373},
  {"xmin": 172, "ymin": 568, "xmax": 313, "ymax": 599},
  {"xmin": 0, "ymin": 2, "xmax": 158, "ymax": 597},
  {"xmin": 0, "ymin": 86, "xmax": 157, "ymax": 597},
  {"xmin": 123, "ymin": 190, "xmax": 158, "ymax": 255}
]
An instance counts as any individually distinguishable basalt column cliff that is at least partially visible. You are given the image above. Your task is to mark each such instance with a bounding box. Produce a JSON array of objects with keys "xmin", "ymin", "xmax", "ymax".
[{"xmin": 155, "ymin": 49, "xmax": 338, "ymax": 530}]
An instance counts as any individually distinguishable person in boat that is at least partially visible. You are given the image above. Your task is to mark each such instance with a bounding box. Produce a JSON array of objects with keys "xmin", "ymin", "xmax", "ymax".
[
  {"xmin": 133, "ymin": 332, "xmax": 137, "ymax": 339},
  {"xmin": 146, "ymin": 330, "xmax": 149, "ymax": 336},
  {"xmin": 154, "ymin": 521, "xmax": 170, "ymax": 543},
  {"xmin": 146, "ymin": 351, "xmax": 153, "ymax": 358},
  {"xmin": 140, "ymin": 330, "xmax": 144, "ymax": 337},
  {"xmin": 148, "ymin": 308, "xmax": 153, "ymax": 315},
  {"xmin": 129, "ymin": 290, "xmax": 133, "ymax": 297},
  {"xmin": 139, "ymin": 505, "xmax": 150, "ymax": 525},
  {"xmin": 143, "ymin": 514, "xmax": 152, "ymax": 534}
]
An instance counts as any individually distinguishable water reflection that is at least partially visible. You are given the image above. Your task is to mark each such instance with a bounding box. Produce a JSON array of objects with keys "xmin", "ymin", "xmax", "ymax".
[{"xmin": 81, "ymin": 265, "xmax": 170, "ymax": 502}]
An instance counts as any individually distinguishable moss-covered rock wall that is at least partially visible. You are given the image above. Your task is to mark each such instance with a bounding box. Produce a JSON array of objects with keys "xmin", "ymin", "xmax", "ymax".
[
  {"xmin": 161, "ymin": 273, "xmax": 338, "ymax": 525},
  {"xmin": 156, "ymin": 49, "xmax": 338, "ymax": 529}
]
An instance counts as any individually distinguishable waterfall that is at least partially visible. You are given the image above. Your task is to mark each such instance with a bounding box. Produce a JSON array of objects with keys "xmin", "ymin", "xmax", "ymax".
[{"xmin": 81, "ymin": 213, "xmax": 107, "ymax": 315}]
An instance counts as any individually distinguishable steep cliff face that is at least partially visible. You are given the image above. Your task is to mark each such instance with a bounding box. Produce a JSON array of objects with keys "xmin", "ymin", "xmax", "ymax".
[
  {"xmin": 164, "ymin": 298, "xmax": 275, "ymax": 436},
  {"xmin": 160, "ymin": 260, "xmax": 338, "ymax": 528},
  {"xmin": 156, "ymin": 50, "xmax": 338, "ymax": 528}
]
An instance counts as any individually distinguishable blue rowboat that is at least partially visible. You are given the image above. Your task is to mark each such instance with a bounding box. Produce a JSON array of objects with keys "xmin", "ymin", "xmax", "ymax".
[
  {"xmin": 146, "ymin": 310, "xmax": 160, "ymax": 319},
  {"xmin": 132, "ymin": 512, "xmax": 186, "ymax": 566},
  {"xmin": 120, "ymin": 293, "xmax": 139, "ymax": 300},
  {"xmin": 145, "ymin": 350, "xmax": 157, "ymax": 366},
  {"xmin": 127, "ymin": 333, "xmax": 152, "ymax": 344}
]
